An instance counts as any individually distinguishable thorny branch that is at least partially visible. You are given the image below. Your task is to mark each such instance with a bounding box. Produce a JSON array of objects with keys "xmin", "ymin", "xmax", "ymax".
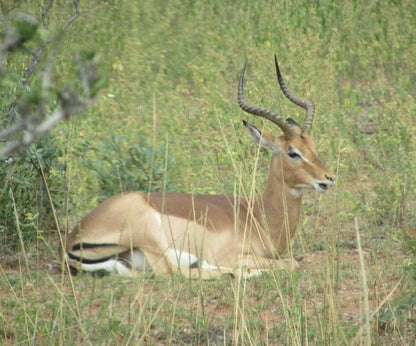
[
  {"xmin": 63, "ymin": 0, "xmax": 80, "ymax": 30},
  {"xmin": 24, "ymin": 0, "xmax": 80, "ymax": 84},
  {"xmin": 41, "ymin": 0, "xmax": 54, "ymax": 29},
  {"xmin": 0, "ymin": 0, "xmax": 97, "ymax": 159}
]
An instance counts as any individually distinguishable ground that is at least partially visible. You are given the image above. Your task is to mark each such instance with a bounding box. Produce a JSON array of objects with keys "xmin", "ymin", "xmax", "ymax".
[{"xmin": 1, "ymin": 233, "xmax": 414, "ymax": 344}]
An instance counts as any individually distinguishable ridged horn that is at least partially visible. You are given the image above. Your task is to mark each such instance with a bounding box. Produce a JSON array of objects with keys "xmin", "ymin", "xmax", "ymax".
[
  {"xmin": 274, "ymin": 54, "xmax": 315, "ymax": 134},
  {"xmin": 238, "ymin": 60, "xmax": 295, "ymax": 139}
]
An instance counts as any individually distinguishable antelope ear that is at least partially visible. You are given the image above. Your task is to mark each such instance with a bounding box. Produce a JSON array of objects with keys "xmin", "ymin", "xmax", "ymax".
[{"xmin": 243, "ymin": 120, "xmax": 281, "ymax": 154}]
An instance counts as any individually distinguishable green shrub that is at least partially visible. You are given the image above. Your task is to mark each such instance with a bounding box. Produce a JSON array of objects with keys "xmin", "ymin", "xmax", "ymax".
[{"xmin": 80, "ymin": 132, "xmax": 174, "ymax": 203}]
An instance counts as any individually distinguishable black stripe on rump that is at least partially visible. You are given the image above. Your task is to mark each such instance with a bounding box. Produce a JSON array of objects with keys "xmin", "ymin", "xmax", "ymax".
[
  {"xmin": 67, "ymin": 251, "xmax": 116, "ymax": 264},
  {"xmin": 71, "ymin": 242, "xmax": 119, "ymax": 251},
  {"xmin": 69, "ymin": 243, "xmax": 125, "ymax": 264}
]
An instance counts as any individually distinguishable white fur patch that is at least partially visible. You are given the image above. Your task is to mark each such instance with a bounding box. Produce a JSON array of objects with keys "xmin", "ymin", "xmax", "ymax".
[
  {"xmin": 291, "ymin": 188, "xmax": 305, "ymax": 199},
  {"xmin": 167, "ymin": 249, "xmax": 197, "ymax": 268},
  {"xmin": 154, "ymin": 211, "xmax": 162, "ymax": 227},
  {"xmin": 200, "ymin": 260, "xmax": 219, "ymax": 270},
  {"xmin": 167, "ymin": 249, "xmax": 217, "ymax": 270},
  {"xmin": 71, "ymin": 255, "xmax": 133, "ymax": 276},
  {"xmin": 130, "ymin": 249, "xmax": 150, "ymax": 271}
]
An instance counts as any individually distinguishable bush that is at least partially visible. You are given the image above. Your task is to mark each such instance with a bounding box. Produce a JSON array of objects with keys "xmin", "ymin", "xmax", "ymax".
[{"xmin": 80, "ymin": 132, "xmax": 174, "ymax": 203}]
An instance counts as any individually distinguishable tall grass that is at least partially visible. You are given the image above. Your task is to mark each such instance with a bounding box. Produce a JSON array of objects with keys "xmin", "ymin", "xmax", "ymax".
[{"xmin": 1, "ymin": 0, "xmax": 415, "ymax": 344}]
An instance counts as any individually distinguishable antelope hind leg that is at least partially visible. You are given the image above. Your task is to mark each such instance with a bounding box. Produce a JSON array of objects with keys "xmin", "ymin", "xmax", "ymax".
[{"xmin": 143, "ymin": 249, "xmax": 235, "ymax": 280}]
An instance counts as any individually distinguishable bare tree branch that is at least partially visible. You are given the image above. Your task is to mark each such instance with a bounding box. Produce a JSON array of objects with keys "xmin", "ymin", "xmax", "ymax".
[
  {"xmin": 0, "ymin": 122, "xmax": 25, "ymax": 141},
  {"xmin": 41, "ymin": 0, "xmax": 54, "ymax": 29},
  {"xmin": 1, "ymin": 53, "xmax": 98, "ymax": 158},
  {"xmin": 24, "ymin": 0, "xmax": 80, "ymax": 85},
  {"xmin": 0, "ymin": 0, "xmax": 101, "ymax": 159},
  {"xmin": 63, "ymin": 0, "xmax": 80, "ymax": 30},
  {"xmin": 0, "ymin": 12, "xmax": 37, "ymax": 74},
  {"xmin": 0, "ymin": 108, "xmax": 67, "ymax": 158}
]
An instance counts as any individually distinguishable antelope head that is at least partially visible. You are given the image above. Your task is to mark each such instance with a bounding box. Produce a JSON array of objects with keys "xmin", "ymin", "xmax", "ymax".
[{"xmin": 238, "ymin": 55, "xmax": 335, "ymax": 196}]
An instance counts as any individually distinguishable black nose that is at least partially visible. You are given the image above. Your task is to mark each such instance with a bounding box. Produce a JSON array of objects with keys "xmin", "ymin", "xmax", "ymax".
[
  {"xmin": 325, "ymin": 174, "xmax": 335, "ymax": 182},
  {"xmin": 318, "ymin": 183, "xmax": 328, "ymax": 190}
]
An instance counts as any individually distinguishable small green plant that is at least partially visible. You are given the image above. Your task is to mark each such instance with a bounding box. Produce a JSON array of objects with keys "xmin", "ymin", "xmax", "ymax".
[
  {"xmin": 81, "ymin": 133, "xmax": 173, "ymax": 202},
  {"xmin": 0, "ymin": 136, "xmax": 64, "ymax": 248},
  {"xmin": 377, "ymin": 292, "xmax": 416, "ymax": 337},
  {"xmin": 376, "ymin": 231, "xmax": 416, "ymax": 337},
  {"xmin": 0, "ymin": 3, "xmax": 102, "ymax": 248}
]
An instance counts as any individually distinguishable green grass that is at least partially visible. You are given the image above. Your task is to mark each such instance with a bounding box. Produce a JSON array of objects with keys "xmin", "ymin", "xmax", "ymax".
[{"xmin": 1, "ymin": 0, "xmax": 415, "ymax": 344}]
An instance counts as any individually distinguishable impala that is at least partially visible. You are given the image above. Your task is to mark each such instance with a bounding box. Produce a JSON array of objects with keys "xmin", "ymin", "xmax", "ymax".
[{"xmin": 64, "ymin": 55, "xmax": 335, "ymax": 279}]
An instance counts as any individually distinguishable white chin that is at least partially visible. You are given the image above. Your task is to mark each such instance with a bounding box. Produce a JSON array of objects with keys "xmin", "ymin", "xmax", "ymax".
[{"xmin": 291, "ymin": 188, "xmax": 305, "ymax": 198}]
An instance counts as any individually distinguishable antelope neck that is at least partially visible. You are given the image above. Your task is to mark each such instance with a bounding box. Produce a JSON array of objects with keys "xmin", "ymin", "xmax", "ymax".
[{"xmin": 257, "ymin": 157, "xmax": 303, "ymax": 252}]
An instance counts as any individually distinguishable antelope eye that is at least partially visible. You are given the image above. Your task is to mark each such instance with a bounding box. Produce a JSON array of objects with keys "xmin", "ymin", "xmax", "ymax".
[{"xmin": 288, "ymin": 151, "xmax": 301, "ymax": 159}]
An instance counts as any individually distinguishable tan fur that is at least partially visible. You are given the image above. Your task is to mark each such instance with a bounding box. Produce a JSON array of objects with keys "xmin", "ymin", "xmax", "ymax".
[
  {"xmin": 64, "ymin": 58, "xmax": 335, "ymax": 279},
  {"xmin": 64, "ymin": 130, "xmax": 334, "ymax": 279}
]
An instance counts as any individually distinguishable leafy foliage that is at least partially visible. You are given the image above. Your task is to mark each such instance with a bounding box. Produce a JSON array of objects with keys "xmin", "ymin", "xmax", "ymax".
[
  {"xmin": 0, "ymin": 135, "xmax": 66, "ymax": 246},
  {"xmin": 80, "ymin": 133, "xmax": 173, "ymax": 203},
  {"xmin": 0, "ymin": 3, "xmax": 101, "ymax": 246}
]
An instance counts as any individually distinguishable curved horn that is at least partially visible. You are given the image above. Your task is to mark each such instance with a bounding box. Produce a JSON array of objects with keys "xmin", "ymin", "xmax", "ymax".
[
  {"xmin": 274, "ymin": 55, "xmax": 315, "ymax": 134},
  {"xmin": 238, "ymin": 60, "xmax": 295, "ymax": 139}
]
